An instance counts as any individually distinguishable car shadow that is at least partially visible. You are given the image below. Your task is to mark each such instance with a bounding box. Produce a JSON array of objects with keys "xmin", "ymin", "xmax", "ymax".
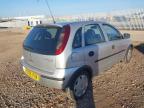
[
  {"xmin": 73, "ymin": 81, "xmax": 96, "ymax": 108},
  {"xmin": 135, "ymin": 43, "xmax": 144, "ymax": 54}
]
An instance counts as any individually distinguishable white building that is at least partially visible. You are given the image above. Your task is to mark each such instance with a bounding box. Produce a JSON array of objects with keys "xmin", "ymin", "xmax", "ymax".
[{"xmin": 0, "ymin": 15, "xmax": 47, "ymax": 28}]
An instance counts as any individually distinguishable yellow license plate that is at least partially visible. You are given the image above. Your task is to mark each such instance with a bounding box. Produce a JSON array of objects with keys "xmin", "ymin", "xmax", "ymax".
[{"xmin": 23, "ymin": 67, "xmax": 41, "ymax": 81}]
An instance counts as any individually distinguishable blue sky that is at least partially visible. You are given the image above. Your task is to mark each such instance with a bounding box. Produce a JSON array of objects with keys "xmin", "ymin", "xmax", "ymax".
[{"xmin": 0, "ymin": 0, "xmax": 144, "ymax": 17}]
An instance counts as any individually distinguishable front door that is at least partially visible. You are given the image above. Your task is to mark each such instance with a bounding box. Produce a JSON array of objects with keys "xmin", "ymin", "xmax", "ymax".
[{"xmin": 102, "ymin": 24, "xmax": 127, "ymax": 64}]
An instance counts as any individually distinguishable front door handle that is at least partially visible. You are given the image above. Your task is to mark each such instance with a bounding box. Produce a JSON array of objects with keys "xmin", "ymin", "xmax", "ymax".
[
  {"xmin": 112, "ymin": 45, "xmax": 115, "ymax": 49},
  {"xmin": 88, "ymin": 51, "xmax": 94, "ymax": 57}
]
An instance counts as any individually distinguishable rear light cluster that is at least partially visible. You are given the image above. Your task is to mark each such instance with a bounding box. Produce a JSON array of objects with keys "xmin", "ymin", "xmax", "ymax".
[{"xmin": 56, "ymin": 25, "xmax": 70, "ymax": 55}]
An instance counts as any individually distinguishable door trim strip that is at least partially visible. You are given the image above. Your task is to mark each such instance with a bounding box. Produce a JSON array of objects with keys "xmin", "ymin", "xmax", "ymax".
[{"xmin": 95, "ymin": 49, "xmax": 126, "ymax": 63}]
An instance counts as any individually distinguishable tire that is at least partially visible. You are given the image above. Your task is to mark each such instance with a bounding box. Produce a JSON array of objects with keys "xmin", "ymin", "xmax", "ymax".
[
  {"xmin": 68, "ymin": 70, "xmax": 90, "ymax": 100},
  {"xmin": 125, "ymin": 47, "xmax": 133, "ymax": 63}
]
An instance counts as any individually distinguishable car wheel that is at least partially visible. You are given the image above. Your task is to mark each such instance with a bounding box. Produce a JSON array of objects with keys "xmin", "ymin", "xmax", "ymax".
[
  {"xmin": 125, "ymin": 47, "xmax": 133, "ymax": 63},
  {"xmin": 69, "ymin": 70, "xmax": 90, "ymax": 100}
]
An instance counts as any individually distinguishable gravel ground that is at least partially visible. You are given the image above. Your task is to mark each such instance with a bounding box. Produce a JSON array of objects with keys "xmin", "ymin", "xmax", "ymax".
[{"xmin": 0, "ymin": 29, "xmax": 144, "ymax": 108}]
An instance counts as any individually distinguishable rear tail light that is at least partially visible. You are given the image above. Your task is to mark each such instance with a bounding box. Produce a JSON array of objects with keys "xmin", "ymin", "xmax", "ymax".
[{"xmin": 56, "ymin": 25, "xmax": 70, "ymax": 55}]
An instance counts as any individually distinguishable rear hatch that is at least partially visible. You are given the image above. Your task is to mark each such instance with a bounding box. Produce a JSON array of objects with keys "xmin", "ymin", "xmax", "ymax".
[{"xmin": 23, "ymin": 25, "xmax": 62, "ymax": 72}]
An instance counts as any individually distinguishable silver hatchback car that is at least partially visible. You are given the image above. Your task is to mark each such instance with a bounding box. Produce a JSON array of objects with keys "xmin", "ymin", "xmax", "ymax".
[{"xmin": 21, "ymin": 21, "xmax": 133, "ymax": 99}]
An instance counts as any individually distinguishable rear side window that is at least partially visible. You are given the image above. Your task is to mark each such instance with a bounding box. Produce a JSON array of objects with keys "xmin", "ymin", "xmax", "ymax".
[
  {"xmin": 84, "ymin": 24, "xmax": 105, "ymax": 46},
  {"xmin": 72, "ymin": 28, "xmax": 82, "ymax": 49},
  {"xmin": 103, "ymin": 24, "xmax": 123, "ymax": 41},
  {"xmin": 23, "ymin": 26, "xmax": 62, "ymax": 55}
]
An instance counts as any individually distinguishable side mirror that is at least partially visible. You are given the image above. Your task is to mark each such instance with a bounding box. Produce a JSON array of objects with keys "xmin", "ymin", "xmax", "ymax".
[{"xmin": 123, "ymin": 33, "xmax": 130, "ymax": 39}]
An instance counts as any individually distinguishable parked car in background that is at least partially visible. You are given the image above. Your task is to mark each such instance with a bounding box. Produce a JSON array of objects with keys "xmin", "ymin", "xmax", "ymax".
[{"xmin": 21, "ymin": 21, "xmax": 133, "ymax": 99}]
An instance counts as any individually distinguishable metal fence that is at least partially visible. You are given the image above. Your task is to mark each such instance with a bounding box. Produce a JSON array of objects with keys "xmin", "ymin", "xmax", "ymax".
[
  {"xmin": 108, "ymin": 9, "xmax": 144, "ymax": 30},
  {"xmin": 54, "ymin": 9, "xmax": 144, "ymax": 30},
  {"xmin": 78, "ymin": 9, "xmax": 144, "ymax": 30}
]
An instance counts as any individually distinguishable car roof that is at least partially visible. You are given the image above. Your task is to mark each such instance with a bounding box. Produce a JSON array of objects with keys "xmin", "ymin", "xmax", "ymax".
[{"xmin": 36, "ymin": 21, "xmax": 106, "ymax": 28}]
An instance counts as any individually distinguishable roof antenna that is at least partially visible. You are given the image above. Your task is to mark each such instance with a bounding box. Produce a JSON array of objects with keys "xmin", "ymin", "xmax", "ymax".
[{"xmin": 45, "ymin": 0, "xmax": 56, "ymax": 24}]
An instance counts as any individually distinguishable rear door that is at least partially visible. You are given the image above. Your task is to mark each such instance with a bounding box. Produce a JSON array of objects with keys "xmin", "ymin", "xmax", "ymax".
[
  {"xmin": 83, "ymin": 24, "xmax": 114, "ymax": 75},
  {"xmin": 70, "ymin": 27, "xmax": 85, "ymax": 67},
  {"xmin": 23, "ymin": 26, "xmax": 62, "ymax": 73}
]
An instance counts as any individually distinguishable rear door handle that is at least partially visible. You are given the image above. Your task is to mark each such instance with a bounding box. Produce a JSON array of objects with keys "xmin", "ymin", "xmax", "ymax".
[{"xmin": 88, "ymin": 51, "xmax": 94, "ymax": 57}]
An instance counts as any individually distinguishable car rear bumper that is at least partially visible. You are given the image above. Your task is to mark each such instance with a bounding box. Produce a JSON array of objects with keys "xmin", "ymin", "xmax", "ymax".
[{"xmin": 20, "ymin": 56, "xmax": 79, "ymax": 89}]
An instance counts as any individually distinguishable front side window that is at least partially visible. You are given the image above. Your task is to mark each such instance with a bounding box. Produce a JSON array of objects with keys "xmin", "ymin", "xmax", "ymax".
[
  {"xmin": 84, "ymin": 24, "xmax": 105, "ymax": 46},
  {"xmin": 103, "ymin": 24, "xmax": 123, "ymax": 41},
  {"xmin": 72, "ymin": 28, "xmax": 82, "ymax": 49}
]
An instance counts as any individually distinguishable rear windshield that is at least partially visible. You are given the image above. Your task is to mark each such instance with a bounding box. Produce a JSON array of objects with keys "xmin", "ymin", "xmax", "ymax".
[{"xmin": 23, "ymin": 26, "xmax": 62, "ymax": 55}]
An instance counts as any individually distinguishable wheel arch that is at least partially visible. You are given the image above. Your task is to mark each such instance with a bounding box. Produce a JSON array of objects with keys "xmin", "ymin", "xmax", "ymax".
[{"xmin": 66, "ymin": 65, "xmax": 93, "ymax": 88}]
